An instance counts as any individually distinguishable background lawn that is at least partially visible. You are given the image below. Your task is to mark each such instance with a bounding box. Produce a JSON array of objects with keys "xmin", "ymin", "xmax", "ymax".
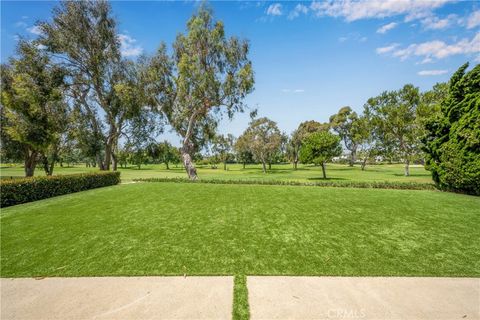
[
  {"xmin": 1, "ymin": 182, "xmax": 478, "ymax": 277},
  {"xmin": 0, "ymin": 163, "xmax": 433, "ymax": 183}
]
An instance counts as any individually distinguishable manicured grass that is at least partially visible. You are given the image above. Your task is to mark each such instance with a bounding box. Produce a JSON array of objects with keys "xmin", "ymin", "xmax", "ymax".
[
  {"xmin": 1, "ymin": 162, "xmax": 433, "ymax": 183},
  {"xmin": 233, "ymin": 275, "xmax": 250, "ymax": 320},
  {"xmin": 1, "ymin": 182, "xmax": 479, "ymax": 277}
]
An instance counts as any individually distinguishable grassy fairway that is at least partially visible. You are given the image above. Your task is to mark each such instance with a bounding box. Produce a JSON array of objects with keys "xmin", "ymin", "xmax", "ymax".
[
  {"xmin": 1, "ymin": 182, "xmax": 479, "ymax": 277},
  {"xmin": 1, "ymin": 162, "xmax": 433, "ymax": 183}
]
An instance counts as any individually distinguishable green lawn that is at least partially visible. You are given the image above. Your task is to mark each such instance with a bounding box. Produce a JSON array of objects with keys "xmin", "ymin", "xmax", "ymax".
[
  {"xmin": 1, "ymin": 182, "xmax": 479, "ymax": 277},
  {"xmin": 0, "ymin": 162, "xmax": 433, "ymax": 183}
]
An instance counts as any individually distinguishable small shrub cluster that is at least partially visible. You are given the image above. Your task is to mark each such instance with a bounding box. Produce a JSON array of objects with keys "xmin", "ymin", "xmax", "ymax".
[
  {"xmin": 135, "ymin": 177, "xmax": 436, "ymax": 191},
  {"xmin": 1, "ymin": 172, "xmax": 121, "ymax": 207}
]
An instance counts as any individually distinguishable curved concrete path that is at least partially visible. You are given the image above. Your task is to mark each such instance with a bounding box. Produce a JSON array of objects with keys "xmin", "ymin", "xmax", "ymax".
[
  {"xmin": 248, "ymin": 276, "xmax": 480, "ymax": 320},
  {"xmin": 1, "ymin": 276, "xmax": 233, "ymax": 320}
]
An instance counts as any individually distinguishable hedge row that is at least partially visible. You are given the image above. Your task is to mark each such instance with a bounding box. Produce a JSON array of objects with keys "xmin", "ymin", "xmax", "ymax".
[
  {"xmin": 1, "ymin": 172, "xmax": 121, "ymax": 207},
  {"xmin": 134, "ymin": 177, "xmax": 436, "ymax": 191}
]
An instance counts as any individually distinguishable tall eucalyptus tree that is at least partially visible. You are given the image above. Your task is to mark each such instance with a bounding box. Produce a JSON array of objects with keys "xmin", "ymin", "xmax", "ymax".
[{"xmin": 144, "ymin": 6, "xmax": 254, "ymax": 179}]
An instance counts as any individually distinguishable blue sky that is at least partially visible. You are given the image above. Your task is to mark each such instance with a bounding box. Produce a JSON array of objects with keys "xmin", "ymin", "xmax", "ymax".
[{"xmin": 1, "ymin": 1, "xmax": 479, "ymax": 146}]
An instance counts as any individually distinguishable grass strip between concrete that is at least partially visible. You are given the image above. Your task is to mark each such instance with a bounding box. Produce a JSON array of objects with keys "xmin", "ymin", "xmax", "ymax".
[{"xmin": 233, "ymin": 275, "xmax": 250, "ymax": 320}]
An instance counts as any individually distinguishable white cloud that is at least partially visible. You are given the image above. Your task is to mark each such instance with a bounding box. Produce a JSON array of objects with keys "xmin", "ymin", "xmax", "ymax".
[
  {"xmin": 467, "ymin": 10, "xmax": 480, "ymax": 29},
  {"xmin": 338, "ymin": 36, "xmax": 348, "ymax": 42},
  {"xmin": 288, "ymin": 4, "xmax": 309, "ymax": 20},
  {"xmin": 419, "ymin": 57, "xmax": 433, "ymax": 64},
  {"xmin": 377, "ymin": 22, "xmax": 398, "ymax": 34},
  {"xmin": 420, "ymin": 14, "xmax": 457, "ymax": 30},
  {"xmin": 380, "ymin": 32, "xmax": 480, "ymax": 62},
  {"xmin": 15, "ymin": 21, "xmax": 27, "ymax": 28},
  {"xmin": 475, "ymin": 55, "xmax": 480, "ymax": 63},
  {"xmin": 118, "ymin": 34, "xmax": 143, "ymax": 57},
  {"xmin": 309, "ymin": 0, "xmax": 451, "ymax": 22},
  {"xmin": 376, "ymin": 43, "xmax": 399, "ymax": 54},
  {"xmin": 282, "ymin": 88, "xmax": 305, "ymax": 93},
  {"xmin": 27, "ymin": 25, "xmax": 42, "ymax": 35},
  {"xmin": 418, "ymin": 69, "xmax": 448, "ymax": 76},
  {"xmin": 266, "ymin": 3, "xmax": 282, "ymax": 16}
]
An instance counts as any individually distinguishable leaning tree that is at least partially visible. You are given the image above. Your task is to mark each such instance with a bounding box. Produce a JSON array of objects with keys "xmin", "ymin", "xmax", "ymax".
[{"xmin": 144, "ymin": 5, "xmax": 254, "ymax": 179}]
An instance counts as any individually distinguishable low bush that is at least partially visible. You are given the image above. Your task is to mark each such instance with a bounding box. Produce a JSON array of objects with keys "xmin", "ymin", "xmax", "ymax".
[
  {"xmin": 135, "ymin": 177, "xmax": 436, "ymax": 191},
  {"xmin": 1, "ymin": 172, "xmax": 121, "ymax": 207}
]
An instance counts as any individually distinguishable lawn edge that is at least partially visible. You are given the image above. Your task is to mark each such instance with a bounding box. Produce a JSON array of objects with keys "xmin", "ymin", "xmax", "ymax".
[{"xmin": 134, "ymin": 177, "xmax": 437, "ymax": 191}]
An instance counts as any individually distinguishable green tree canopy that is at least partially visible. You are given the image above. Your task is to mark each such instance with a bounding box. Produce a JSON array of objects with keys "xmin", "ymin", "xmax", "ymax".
[
  {"xmin": 0, "ymin": 41, "xmax": 68, "ymax": 176},
  {"xmin": 240, "ymin": 117, "xmax": 282, "ymax": 173},
  {"xmin": 39, "ymin": 0, "xmax": 148, "ymax": 171},
  {"xmin": 288, "ymin": 120, "xmax": 329, "ymax": 169},
  {"xmin": 299, "ymin": 131, "xmax": 342, "ymax": 179},
  {"xmin": 329, "ymin": 106, "xmax": 363, "ymax": 167},
  {"xmin": 364, "ymin": 84, "xmax": 422, "ymax": 176},
  {"xmin": 212, "ymin": 134, "xmax": 235, "ymax": 170},
  {"xmin": 233, "ymin": 133, "xmax": 253, "ymax": 168}
]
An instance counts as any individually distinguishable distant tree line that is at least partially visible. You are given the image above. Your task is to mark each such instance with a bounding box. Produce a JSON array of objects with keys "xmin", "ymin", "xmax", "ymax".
[{"xmin": 0, "ymin": 0, "xmax": 478, "ymax": 194}]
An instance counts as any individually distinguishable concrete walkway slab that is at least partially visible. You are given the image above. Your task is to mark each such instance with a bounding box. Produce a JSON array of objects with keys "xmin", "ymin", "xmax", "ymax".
[
  {"xmin": 1, "ymin": 276, "xmax": 233, "ymax": 320},
  {"xmin": 248, "ymin": 276, "xmax": 480, "ymax": 320}
]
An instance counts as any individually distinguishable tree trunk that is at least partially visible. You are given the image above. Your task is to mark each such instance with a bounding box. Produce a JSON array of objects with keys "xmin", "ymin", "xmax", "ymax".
[
  {"xmin": 42, "ymin": 156, "xmax": 55, "ymax": 176},
  {"xmin": 165, "ymin": 162, "xmax": 169, "ymax": 170},
  {"xmin": 294, "ymin": 160, "xmax": 298, "ymax": 170},
  {"xmin": 24, "ymin": 150, "xmax": 37, "ymax": 177},
  {"xmin": 404, "ymin": 158, "xmax": 410, "ymax": 176},
  {"xmin": 181, "ymin": 139, "xmax": 197, "ymax": 180},
  {"xmin": 361, "ymin": 157, "xmax": 367, "ymax": 171},
  {"xmin": 349, "ymin": 150, "xmax": 356, "ymax": 167},
  {"xmin": 182, "ymin": 151, "xmax": 197, "ymax": 179},
  {"xmin": 243, "ymin": 162, "xmax": 246, "ymax": 169},
  {"xmin": 103, "ymin": 126, "xmax": 117, "ymax": 171},
  {"xmin": 103, "ymin": 141, "xmax": 112, "ymax": 171},
  {"xmin": 112, "ymin": 152, "xmax": 118, "ymax": 171},
  {"xmin": 49, "ymin": 159, "xmax": 55, "ymax": 176},
  {"xmin": 268, "ymin": 163, "xmax": 271, "ymax": 170},
  {"xmin": 261, "ymin": 161, "xmax": 267, "ymax": 173},
  {"xmin": 223, "ymin": 162, "xmax": 227, "ymax": 171},
  {"xmin": 42, "ymin": 155, "xmax": 51, "ymax": 176},
  {"xmin": 321, "ymin": 162, "xmax": 327, "ymax": 179},
  {"xmin": 96, "ymin": 154, "xmax": 105, "ymax": 170},
  {"xmin": 181, "ymin": 113, "xmax": 199, "ymax": 180}
]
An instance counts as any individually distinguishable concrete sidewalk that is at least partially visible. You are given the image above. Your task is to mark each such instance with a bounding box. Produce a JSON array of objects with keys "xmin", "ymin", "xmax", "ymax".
[
  {"xmin": 1, "ymin": 276, "xmax": 233, "ymax": 320},
  {"xmin": 248, "ymin": 276, "xmax": 480, "ymax": 320},
  {"xmin": 2, "ymin": 276, "xmax": 479, "ymax": 320}
]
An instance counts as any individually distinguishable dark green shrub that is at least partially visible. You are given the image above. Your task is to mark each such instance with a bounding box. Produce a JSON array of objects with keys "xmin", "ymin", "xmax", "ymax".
[
  {"xmin": 1, "ymin": 172, "xmax": 121, "ymax": 207},
  {"xmin": 423, "ymin": 63, "xmax": 480, "ymax": 195}
]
